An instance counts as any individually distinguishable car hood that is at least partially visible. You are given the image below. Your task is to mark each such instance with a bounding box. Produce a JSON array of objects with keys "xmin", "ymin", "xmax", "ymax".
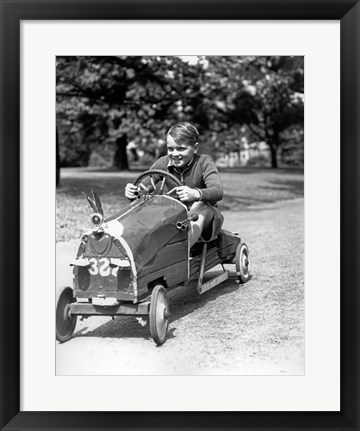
[{"xmin": 105, "ymin": 195, "xmax": 188, "ymax": 271}]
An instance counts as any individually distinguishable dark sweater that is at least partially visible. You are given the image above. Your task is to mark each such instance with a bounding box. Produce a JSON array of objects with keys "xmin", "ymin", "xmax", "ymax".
[{"xmin": 149, "ymin": 154, "xmax": 223, "ymax": 206}]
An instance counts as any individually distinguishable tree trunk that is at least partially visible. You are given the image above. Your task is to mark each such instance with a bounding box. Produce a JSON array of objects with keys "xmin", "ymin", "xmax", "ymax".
[
  {"xmin": 270, "ymin": 145, "xmax": 278, "ymax": 168},
  {"xmin": 113, "ymin": 135, "xmax": 129, "ymax": 170},
  {"xmin": 56, "ymin": 127, "xmax": 60, "ymax": 186},
  {"xmin": 269, "ymin": 130, "xmax": 280, "ymax": 168}
]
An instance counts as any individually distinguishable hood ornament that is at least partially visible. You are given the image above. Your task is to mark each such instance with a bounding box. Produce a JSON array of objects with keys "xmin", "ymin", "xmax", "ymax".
[{"xmin": 82, "ymin": 189, "xmax": 104, "ymax": 229}]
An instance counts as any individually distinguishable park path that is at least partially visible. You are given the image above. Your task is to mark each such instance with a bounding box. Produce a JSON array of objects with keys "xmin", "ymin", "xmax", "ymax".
[{"xmin": 56, "ymin": 198, "xmax": 304, "ymax": 376}]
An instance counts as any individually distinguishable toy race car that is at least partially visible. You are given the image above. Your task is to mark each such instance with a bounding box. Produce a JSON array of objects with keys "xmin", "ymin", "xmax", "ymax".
[{"xmin": 56, "ymin": 170, "xmax": 251, "ymax": 345}]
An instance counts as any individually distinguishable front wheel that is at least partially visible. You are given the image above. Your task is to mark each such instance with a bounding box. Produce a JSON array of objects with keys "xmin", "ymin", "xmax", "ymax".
[
  {"xmin": 56, "ymin": 286, "xmax": 77, "ymax": 342},
  {"xmin": 235, "ymin": 243, "xmax": 251, "ymax": 283},
  {"xmin": 149, "ymin": 285, "xmax": 169, "ymax": 346}
]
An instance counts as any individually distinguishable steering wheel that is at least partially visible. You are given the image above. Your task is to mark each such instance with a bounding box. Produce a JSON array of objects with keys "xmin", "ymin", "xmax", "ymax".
[{"xmin": 133, "ymin": 169, "xmax": 182, "ymax": 198}]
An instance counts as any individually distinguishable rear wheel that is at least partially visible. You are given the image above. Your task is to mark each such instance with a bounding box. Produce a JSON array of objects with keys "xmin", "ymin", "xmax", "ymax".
[
  {"xmin": 235, "ymin": 243, "xmax": 250, "ymax": 283},
  {"xmin": 56, "ymin": 286, "xmax": 77, "ymax": 342},
  {"xmin": 149, "ymin": 285, "xmax": 169, "ymax": 346}
]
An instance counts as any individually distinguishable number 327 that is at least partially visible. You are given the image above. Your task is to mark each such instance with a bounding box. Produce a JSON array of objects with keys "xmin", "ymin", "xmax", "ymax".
[{"xmin": 88, "ymin": 258, "xmax": 119, "ymax": 277}]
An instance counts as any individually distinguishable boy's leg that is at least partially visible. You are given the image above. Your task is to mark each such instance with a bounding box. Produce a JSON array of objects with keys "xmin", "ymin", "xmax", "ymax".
[{"xmin": 188, "ymin": 201, "xmax": 214, "ymax": 248}]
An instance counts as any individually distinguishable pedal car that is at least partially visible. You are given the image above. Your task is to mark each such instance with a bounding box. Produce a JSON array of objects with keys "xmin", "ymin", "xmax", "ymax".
[{"xmin": 56, "ymin": 170, "xmax": 251, "ymax": 345}]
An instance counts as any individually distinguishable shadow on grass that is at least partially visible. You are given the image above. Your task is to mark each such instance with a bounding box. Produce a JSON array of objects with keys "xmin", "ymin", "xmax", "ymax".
[
  {"xmin": 218, "ymin": 167, "xmax": 304, "ymax": 175},
  {"xmin": 57, "ymin": 176, "xmax": 133, "ymax": 199},
  {"xmin": 259, "ymin": 178, "xmax": 304, "ymax": 195},
  {"xmin": 220, "ymin": 177, "xmax": 304, "ymax": 212},
  {"xmin": 80, "ymin": 167, "xmax": 149, "ymax": 174},
  {"xmin": 58, "ymin": 167, "xmax": 304, "ymax": 204}
]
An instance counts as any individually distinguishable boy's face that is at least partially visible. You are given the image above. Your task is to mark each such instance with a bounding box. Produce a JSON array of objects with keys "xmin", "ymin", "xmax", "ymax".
[{"xmin": 166, "ymin": 135, "xmax": 198, "ymax": 169}]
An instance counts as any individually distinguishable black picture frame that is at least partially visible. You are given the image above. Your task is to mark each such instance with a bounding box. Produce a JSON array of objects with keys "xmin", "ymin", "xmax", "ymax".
[{"xmin": 1, "ymin": 1, "xmax": 359, "ymax": 430}]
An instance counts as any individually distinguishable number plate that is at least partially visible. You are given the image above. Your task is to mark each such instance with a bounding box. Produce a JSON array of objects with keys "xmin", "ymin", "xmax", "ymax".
[{"xmin": 88, "ymin": 257, "xmax": 127, "ymax": 277}]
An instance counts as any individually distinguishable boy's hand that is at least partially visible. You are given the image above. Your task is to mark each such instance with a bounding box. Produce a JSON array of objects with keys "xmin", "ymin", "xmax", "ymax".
[
  {"xmin": 125, "ymin": 183, "xmax": 139, "ymax": 200},
  {"xmin": 176, "ymin": 186, "xmax": 200, "ymax": 203}
]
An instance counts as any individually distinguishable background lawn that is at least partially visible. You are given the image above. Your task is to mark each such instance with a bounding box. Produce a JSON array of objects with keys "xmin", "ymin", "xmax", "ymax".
[{"xmin": 56, "ymin": 167, "xmax": 304, "ymax": 242}]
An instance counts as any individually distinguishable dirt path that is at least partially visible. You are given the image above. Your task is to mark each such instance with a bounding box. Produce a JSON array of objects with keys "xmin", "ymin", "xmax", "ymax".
[{"xmin": 56, "ymin": 198, "xmax": 304, "ymax": 375}]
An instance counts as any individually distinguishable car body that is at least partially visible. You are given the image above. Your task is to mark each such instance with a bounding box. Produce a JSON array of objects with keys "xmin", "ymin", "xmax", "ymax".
[{"xmin": 56, "ymin": 170, "xmax": 251, "ymax": 345}]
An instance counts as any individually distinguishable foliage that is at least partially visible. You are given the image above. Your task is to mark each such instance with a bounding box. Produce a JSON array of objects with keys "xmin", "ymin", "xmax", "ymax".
[
  {"xmin": 57, "ymin": 56, "xmax": 171, "ymax": 170},
  {"xmin": 229, "ymin": 56, "xmax": 304, "ymax": 167},
  {"xmin": 56, "ymin": 56, "xmax": 304, "ymax": 173}
]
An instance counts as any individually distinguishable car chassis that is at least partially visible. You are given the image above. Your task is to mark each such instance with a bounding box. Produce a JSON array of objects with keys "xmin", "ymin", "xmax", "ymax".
[{"xmin": 56, "ymin": 170, "xmax": 251, "ymax": 345}]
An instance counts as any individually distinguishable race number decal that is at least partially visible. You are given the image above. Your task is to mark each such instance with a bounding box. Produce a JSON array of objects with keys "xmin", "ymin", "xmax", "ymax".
[
  {"xmin": 88, "ymin": 258, "xmax": 119, "ymax": 277},
  {"xmin": 88, "ymin": 258, "xmax": 98, "ymax": 275}
]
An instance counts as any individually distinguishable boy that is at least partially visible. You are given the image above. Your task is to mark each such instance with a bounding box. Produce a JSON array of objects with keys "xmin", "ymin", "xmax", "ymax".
[{"xmin": 125, "ymin": 122, "xmax": 224, "ymax": 247}]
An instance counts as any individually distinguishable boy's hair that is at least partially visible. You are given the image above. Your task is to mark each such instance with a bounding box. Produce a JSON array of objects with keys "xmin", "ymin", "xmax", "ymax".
[{"xmin": 166, "ymin": 122, "xmax": 199, "ymax": 146}]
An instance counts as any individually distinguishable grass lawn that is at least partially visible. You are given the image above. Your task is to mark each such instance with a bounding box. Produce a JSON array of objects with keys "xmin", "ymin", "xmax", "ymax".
[{"xmin": 56, "ymin": 166, "xmax": 304, "ymax": 243}]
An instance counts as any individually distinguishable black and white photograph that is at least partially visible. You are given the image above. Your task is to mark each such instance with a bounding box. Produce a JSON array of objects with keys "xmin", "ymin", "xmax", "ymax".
[
  {"xmin": 2, "ymin": 1, "xmax": 360, "ymax": 428},
  {"xmin": 55, "ymin": 55, "xmax": 304, "ymax": 376}
]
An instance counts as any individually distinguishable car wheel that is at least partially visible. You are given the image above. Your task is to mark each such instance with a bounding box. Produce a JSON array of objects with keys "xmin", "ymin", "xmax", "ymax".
[
  {"xmin": 149, "ymin": 285, "xmax": 169, "ymax": 346},
  {"xmin": 56, "ymin": 286, "xmax": 77, "ymax": 343},
  {"xmin": 235, "ymin": 243, "xmax": 250, "ymax": 283}
]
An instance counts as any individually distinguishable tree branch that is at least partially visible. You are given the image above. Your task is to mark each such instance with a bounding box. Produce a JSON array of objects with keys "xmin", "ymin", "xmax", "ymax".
[{"xmin": 248, "ymin": 124, "xmax": 265, "ymax": 141}]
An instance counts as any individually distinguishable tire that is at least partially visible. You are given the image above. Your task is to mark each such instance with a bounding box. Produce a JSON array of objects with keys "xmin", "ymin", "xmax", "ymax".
[
  {"xmin": 235, "ymin": 243, "xmax": 251, "ymax": 284},
  {"xmin": 56, "ymin": 286, "xmax": 77, "ymax": 343},
  {"xmin": 149, "ymin": 285, "xmax": 170, "ymax": 346}
]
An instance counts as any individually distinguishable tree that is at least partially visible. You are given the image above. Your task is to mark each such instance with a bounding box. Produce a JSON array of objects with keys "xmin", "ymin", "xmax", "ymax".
[
  {"xmin": 56, "ymin": 56, "xmax": 183, "ymax": 171},
  {"xmin": 56, "ymin": 56, "xmax": 243, "ymax": 171},
  {"xmin": 56, "ymin": 56, "xmax": 304, "ymax": 176},
  {"xmin": 229, "ymin": 56, "xmax": 304, "ymax": 168},
  {"xmin": 56, "ymin": 127, "xmax": 60, "ymax": 186}
]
